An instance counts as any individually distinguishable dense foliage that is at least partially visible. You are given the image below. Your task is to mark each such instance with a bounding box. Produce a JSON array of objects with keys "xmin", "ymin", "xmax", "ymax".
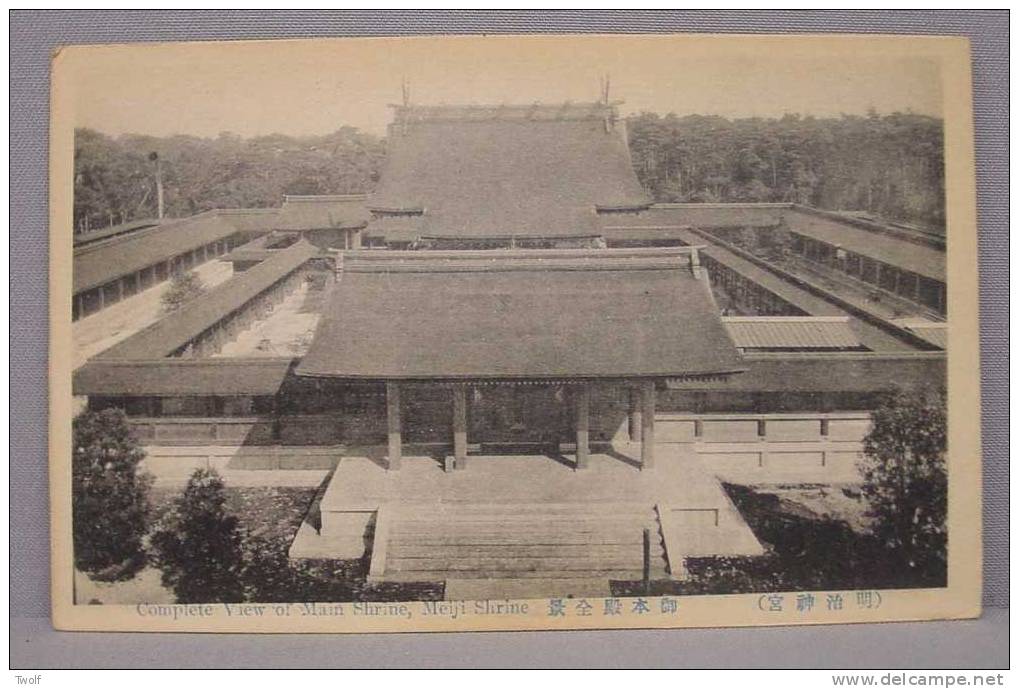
[
  {"xmin": 145, "ymin": 484, "xmax": 442, "ymax": 603},
  {"xmin": 860, "ymin": 389, "xmax": 948, "ymax": 575},
  {"xmin": 626, "ymin": 111, "xmax": 945, "ymax": 231},
  {"xmin": 72, "ymin": 409, "xmax": 152, "ymax": 576},
  {"xmin": 161, "ymin": 270, "xmax": 206, "ymax": 314},
  {"xmin": 73, "ymin": 127, "xmax": 386, "ymax": 232},
  {"xmin": 150, "ymin": 468, "xmax": 246, "ymax": 603}
]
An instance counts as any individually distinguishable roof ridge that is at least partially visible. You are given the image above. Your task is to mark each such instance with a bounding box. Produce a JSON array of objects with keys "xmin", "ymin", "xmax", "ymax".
[{"xmin": 338, "ymin": 247, "xmax": 704, "ymax": 275}]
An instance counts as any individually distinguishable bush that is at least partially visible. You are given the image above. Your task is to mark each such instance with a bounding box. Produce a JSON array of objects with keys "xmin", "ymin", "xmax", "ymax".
[
  {"xmin": 861, "ymin": 388, "xmax": 947, "ymax": 576},
  {"xmin": 161, "ymin": 270, "xmax": 205, "ymax": 313},
  {"xmin": 150, "ymin": 468, "xmax": 245, "ymax": 603},
  {"xmin": 72, "ymin": 409, "xmax": 152, "ymax": 576}
]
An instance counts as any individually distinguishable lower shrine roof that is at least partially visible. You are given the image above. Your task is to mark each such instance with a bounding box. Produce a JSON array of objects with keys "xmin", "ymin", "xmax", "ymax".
[{"xmin": 296, "ymin": 248, "xmax": 745, "ymax": 381}]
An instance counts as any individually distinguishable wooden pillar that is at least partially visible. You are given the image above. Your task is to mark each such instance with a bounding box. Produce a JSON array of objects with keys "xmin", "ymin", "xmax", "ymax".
[
  {"xmin": 452, "ymin": 384, "xmax": 468, "ymax": 469},
  {"xmin": 628, "ymin": 387, "xmax": 642, "ymax": 442},
  {"xmin": 640, "ymin": 381, "xmax": 656, "ymax": 470},
  {"xmin": 575, "ymin": 383, "xmax": 590, "ymax": 470},
  {"xmin": 386, "ymin": 381, "xmax": 401, "ymax": 471}
]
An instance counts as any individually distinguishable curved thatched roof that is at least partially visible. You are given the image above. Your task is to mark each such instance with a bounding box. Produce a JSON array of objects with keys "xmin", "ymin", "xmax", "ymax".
[{"xmin": 367, "ymin": 103, "xmax": 650, "ymax": 241}]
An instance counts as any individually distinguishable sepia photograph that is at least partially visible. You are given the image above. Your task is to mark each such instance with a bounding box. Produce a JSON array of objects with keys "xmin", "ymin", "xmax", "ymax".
[{"xmin": 49, "ymin": 33, "xmax": 982, "ymax": 634}]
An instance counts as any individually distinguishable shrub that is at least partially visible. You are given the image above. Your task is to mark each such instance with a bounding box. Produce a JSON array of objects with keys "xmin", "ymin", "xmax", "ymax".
[
  {"xmin": 161, "ymin": 270, "xmax": 205, "ymax": 313},
  {"xmin": 860, "ymin": 388, "xmax": 948, "ymax": 577},
  {"xmin": 72, "ymin": 409, "xmax": 152, "ymax": 576},
  {"xmin": 150, "ymin": 468, "xmax": 245, "ymax": 603}
]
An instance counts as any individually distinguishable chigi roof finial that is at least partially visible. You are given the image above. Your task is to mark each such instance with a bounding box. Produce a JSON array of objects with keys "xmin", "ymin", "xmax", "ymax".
[
  {"xmin": 600, "ymin": 74, "xmax": 613, "ymax": 131},
  {"xmin": 400, "ymin": 78, "xmax": 411, "ymax": 135}
]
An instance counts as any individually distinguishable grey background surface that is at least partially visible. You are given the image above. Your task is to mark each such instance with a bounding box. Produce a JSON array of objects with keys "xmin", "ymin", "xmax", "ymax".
[{"xmin": 10, "ymin": 10, "xmax": 1008, "ymax": 668}]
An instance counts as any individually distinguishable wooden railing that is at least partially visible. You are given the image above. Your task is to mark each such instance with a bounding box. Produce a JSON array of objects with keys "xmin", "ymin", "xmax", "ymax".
[
  {"xmin": 128, "ymin": 413, "xmax": 346, "ymax": 446},
  {"xmin": 655, "ymin": 411, "xmax": 871, "ymax": 444}
]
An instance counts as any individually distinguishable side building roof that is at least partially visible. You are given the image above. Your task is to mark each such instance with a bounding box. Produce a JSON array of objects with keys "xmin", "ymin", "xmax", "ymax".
[
  {"xmin": 722, "ymin": 316, "xmax": 862, "ymax": 350},
  {"xmin": 297, "ymin": 247, "xmax": 743, "ymax": 380},
  {"xmin": 94, "ymin": 240, "xmax": 319, "ymax": 361},
  {"xmin": 784, "ymin": 207, "xmax": 945, "ymax": 282},
  {"xmin": 73, "ymin": 209, "xmax": 273, "ymax": 295},
  {"xmin": 599, "ymin": 203, "xmax": 789, "ymax": 232},
  {"xmin": 598, "ymin": 203, "xmax": 946, "ymax": 283},
  {"xmin": 276, "ymin": 194, "xmax": 370, "ymax": 231},
  {"xmin": 73, "ymin": 358, "xmax": 297, "ymax": 397},
  {"xmin": 73, "ymin": 218, "xmax": 162, "ymax": 247}
]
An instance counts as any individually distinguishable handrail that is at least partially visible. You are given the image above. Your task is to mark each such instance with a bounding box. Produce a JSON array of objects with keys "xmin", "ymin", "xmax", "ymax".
[{"xmin": 366, "ymin": 505, "xmax": 391, "ymax": 583}]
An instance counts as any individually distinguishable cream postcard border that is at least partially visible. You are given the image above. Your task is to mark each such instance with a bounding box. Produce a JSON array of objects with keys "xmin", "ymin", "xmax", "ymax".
[{"xmin": 48, "ymin": 33, "xmax": 982, "ymax": 633}]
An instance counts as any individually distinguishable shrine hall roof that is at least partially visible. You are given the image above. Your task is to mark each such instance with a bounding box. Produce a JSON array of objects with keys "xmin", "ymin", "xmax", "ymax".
[
  {"xmin": 296, "ymin": 248, "xmax": 744, "ymax": 381},
  {"xmin": 365, "ymin": 102, "xmax": 650, "ymax": 241}
]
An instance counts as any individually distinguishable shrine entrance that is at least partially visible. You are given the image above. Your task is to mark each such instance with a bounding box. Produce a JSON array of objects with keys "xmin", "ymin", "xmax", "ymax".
[{"xmin": 467, "ymin": 384, "xmax": 572, "ymax": 452}]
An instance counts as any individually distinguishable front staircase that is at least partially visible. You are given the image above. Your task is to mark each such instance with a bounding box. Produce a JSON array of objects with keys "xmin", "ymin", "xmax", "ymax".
[{"xmin": 380, "ymin": 503, "xmax": 671, "ymax": 583}]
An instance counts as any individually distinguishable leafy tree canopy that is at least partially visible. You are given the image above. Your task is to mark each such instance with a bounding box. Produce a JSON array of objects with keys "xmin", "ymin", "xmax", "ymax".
[
  {"xmin": 627, "ymin": 111, "xmax": 945, "ymax": 232},
  {"xmin": 150, "ymin": 468, "xmax": 246, "ymax": 604},
  {"xmin": 161, "ymin": 270, "xmax": 206, "ymax": 314},
  {"xmin": 73, "ymin": 126, "xmax": 387, "ymax": 232},
  {"xmin": 860, "ymin": 388, "xmax": 947, "ymax": 575},
  {"xmin": 72, "ymin": 409, "xmax": 152, "ymax": 576}
]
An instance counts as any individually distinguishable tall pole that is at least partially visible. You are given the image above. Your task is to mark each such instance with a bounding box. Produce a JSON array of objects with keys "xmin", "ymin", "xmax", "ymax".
[
  {"xmin": 156, "ymin": 157, "xmax": 164, "ymax": 220},
  {"xmin": 150, "ymin": 151, "xmax": 164, "ymax": 220},
  {"xmin": 642, "ymin": 527, "xmax": 651, "ymax": 594}
]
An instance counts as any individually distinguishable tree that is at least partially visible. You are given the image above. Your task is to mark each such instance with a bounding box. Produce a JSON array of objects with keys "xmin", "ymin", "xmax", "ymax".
[
  {"xmin": 860, "ymin": 388, "xmax": 947, "ymax": 577},
  {"xmin": 72, "ymin": 409, "xmax": 152, "ymax": 577},
  {"xmin": 624, "ymin": 111, "xmax": 945, "ymax": 232},
  {"xmin": 161, "ymin": 270, "xmax": 206, "ymax": 314},
  {"xmin": 150, "ymin": 468, "xmax": 245, "ymax": 603}
]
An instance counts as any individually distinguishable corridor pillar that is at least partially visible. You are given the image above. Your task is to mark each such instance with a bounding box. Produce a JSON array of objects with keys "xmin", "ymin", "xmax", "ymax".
[
  {"xmin": 575, "ymin": 383, "xmax": 590, "ymax": 470},
  {"xmin": 640, "ymin": 381, "xmax": 656, "ymax": 470},
  {"xmin": 386, "ymin": 381, "xmax": 402, "ymax": 471},
  {"xmin": 452, "ymin": 384, "xmax": 468, "ymax": 469}
]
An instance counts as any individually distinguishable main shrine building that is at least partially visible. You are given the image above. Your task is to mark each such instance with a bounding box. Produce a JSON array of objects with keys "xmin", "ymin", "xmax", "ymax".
[
  {"xmin": 295, "ymin": 102, "xmax": 745, "ymax": 471},
  {"xmin": 73, "ymin": 100, "xmax": 946, "ymax": 593}
]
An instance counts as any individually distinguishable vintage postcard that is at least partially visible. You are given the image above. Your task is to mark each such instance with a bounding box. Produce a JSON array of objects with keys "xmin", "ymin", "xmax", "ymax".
[{"xmin": 50, "ymin": 33, "xmax": 981, "ymax": 633}]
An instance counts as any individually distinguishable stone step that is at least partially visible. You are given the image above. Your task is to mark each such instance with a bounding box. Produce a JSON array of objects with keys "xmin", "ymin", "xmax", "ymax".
[
  {"xmin": 395, "ymin": 513, "xmax": 658, "ymax": 527},
  {"xmin": 384, "ymin": 568, "xmax": 670, "ymax": 582},
  {"xmin": 391, "ymin": 529, "xmax": 659, "ymax": 543},
  {"xmin": 381, "ymin": 503, "xmax": 670, "ymax": 583},
  {"xmin": 388, "ymin": 556, "xmax": 659, "ymax": 572},
  {"xmin": 391, "ymin": 543, "xmax": 665, "ymax": 558},
  {"xmin": 444, "ymin": 578, "xmax": 612, "ymax": 600},
  {"xmin": 414, "ymin": 503, "xmax": 656, "ymax": 515},
  {"xmin": 390, "ymin": 535, "xmax": 662, "ymax": 550},
  {"xmin": 395, "ymin": 518, "xmax": 661, "ymax": 531}
]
